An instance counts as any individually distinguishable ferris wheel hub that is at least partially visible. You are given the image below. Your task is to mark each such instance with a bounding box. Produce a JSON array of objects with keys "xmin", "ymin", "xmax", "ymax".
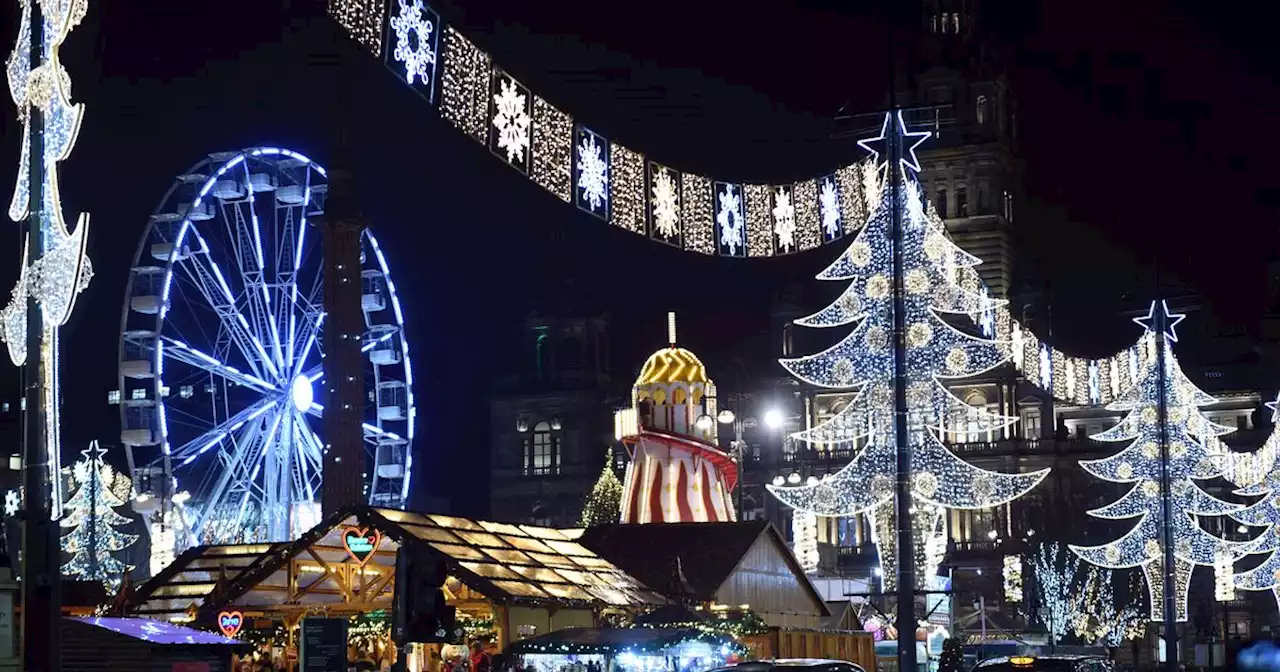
[{"xmin": 290, "ymin": 374, "xmax": 315, "ymax": 413}]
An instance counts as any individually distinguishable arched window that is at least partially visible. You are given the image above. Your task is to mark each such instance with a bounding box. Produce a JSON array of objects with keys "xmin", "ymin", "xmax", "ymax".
[
  {"xmin": 525, "ymin": 421, "xmax": 560, "ymax": 476},
  {"xmin": 976, "ymin": 95, "xmax": 988, "ymax": 125},
  {"xmin": 935, "ymin": 189, "xmax": 948, "ymax": 218}
]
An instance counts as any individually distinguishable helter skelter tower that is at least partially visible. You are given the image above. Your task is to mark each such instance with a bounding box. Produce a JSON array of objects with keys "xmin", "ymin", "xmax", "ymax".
[
  {"xmin": 766, "ymin": 113, "xmax": 1048, "ymax": 589},
  {"xmin": 1, "ymin": 0, "xmax": 95, "ymax": 668}
]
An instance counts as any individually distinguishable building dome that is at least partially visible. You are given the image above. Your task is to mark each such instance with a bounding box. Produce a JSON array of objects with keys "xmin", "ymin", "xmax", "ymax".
[{"xmin": 635, "ymin": 346, "xmax": 708, "ymax": 387}]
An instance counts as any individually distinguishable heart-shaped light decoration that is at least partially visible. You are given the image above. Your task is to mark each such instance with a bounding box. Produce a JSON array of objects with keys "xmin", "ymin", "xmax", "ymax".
[
  {"xmin": 218, "ymin": 610, "xmax": 243, "ymax": 638},
  {"xmin": 342, "ymin": 526, "xmax": 382, "ymax": 566}
]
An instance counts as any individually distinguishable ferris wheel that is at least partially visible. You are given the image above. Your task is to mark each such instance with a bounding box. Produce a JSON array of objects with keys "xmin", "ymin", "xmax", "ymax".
[{"xmin": 118, "ymin": 147, "xmax": 415, "ymax": 547}]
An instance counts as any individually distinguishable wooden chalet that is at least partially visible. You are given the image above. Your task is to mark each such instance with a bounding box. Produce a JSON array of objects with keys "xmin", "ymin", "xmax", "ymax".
[{"xmin": 129, "ymin": 506, "xmax": 666, "ymax": 652}]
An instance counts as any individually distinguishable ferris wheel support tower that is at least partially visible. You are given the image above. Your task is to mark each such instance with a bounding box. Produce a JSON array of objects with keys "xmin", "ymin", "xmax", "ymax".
[{"xmin": 320, "ymin": 155, "xmax": 368, "ymax": 515}]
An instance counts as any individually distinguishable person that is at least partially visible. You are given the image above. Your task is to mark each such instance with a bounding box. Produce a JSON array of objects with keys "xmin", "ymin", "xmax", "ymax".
[{"xmin": 470, "ymin": 641, "xmax": 492, "ymax": 672}]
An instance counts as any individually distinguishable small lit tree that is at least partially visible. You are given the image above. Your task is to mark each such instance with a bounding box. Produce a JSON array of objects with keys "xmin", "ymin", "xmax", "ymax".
[
  {"xmin": 61, "ymin": 442, "xmax": 137, "ymax": 587},
  {"xmin": 580, "ymin": 448, "xmax": 623, "ymax": 526},
  {"xmin": 938, "ymin": 638, "xmax": 964, "ymax": 672}
]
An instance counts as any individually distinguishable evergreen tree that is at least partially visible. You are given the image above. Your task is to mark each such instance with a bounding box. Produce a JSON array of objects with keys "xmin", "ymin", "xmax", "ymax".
[
  {"xmin": 766, "ymin": 113, "xmax": 1047, "ymax": 586},
  {"xmin": 579, "ymin": 448, "xmax": 623, "ymax": 526},
  {"xmin": 1071, "ymin": 312, "xmax": 1251, "ymax": 622},
  {"xmin": 938, "ymin": 638, "xmax": 964, "ymax": 672},
  {"xmin": 61, "ymin": 442, "xmax": 137, "ymax": 587}
]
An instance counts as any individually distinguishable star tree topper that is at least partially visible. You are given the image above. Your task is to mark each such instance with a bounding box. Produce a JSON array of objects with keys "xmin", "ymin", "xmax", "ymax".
[
  {"xmin": 856, "ymin": 110, "xmax": 932, "ymax": 175},
  {"xmin": 1132, "ymin": 299, "xmax": 1185, "ymax": 343},
  {"xmin": 1265, "ymin": 391, "xmax": 1280, "ymax": 425}
]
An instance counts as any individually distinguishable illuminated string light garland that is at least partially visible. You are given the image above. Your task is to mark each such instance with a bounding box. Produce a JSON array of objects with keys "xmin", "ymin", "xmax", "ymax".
[
  {"xmin": 609, "ymin": 143, "xmax": 645, "ymax": 235},
  {"xmin": 328, "ymin": 0, "xmax": 1257, "ymax": 420},
  {"xmin": 530, "ymin": 96, "xmax": 573, "ymax": 203},
  {"xmin": 1069, "ymin": 327, "xmax": 1253, "ymax": 622},
  {"xmin": 743, "ymin": 184, "xmax": 772, "ymax": 258}
]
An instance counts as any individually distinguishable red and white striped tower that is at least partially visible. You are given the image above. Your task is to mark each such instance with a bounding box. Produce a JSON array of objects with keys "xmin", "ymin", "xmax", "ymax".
[{"xmin": 614, "ymin": 313, "xmax": 738, "ymax": 524}]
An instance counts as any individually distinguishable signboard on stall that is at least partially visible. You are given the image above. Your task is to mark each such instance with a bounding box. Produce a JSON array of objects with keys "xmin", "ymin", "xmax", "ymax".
[{"xmin": 301, "ymin": 618, "xmax": 348, "ymax": 672}]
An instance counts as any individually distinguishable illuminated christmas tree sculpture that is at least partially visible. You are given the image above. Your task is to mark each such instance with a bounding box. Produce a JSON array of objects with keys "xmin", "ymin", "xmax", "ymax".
[
  {"xmin": 1070, "ymin": 306, "xmax": 1250, "ymax": 621},
  {"xmin": 60, "ymin": 442, "xmax": 137, "ymax": 587},
  {"xmin": 766, "ymin": 112, "xmax": 1048, "ymax": 585},
  {"xmin": 1227, "ymin": 398, "xmax": 1280, "ymax": 609},
  {"xmin": 580, "ymin": 448, "xmax": 624, "ymax": 526}
]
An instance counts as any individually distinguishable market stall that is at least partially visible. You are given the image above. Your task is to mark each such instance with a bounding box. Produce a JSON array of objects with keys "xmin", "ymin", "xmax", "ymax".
[
  {"xmin": 130, "ymin": 505, "xmax": 666, "ymax": 669},
  {"xmin": 507, "ymin": 627, "xmax": 742, "ymax": 672}
]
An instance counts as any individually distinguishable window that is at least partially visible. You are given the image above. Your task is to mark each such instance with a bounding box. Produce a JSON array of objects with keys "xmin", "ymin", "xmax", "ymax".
[
  {"xmin": 1002, "ymin": 190, "xmax": 1013, "ymax": 221},
  {"xmin": 956, "ymin": 186, "xmax": 968, "ymax": 217},
  {"xmin": 977, "ymin": 182, "xmax": 988, "ymax": 214},
  {"xmin": 524, "ymin": 421, "xmax": 560, "ymax": 476},
  {"xmin": 1020, "ymin": 408, "xmax": 1041, "ymax": 439},
  {"xmin": 935, "ymin": 188, "xmax": 948, "ymax": 218},
  {"xmin": 976, "ymin": 95, "xmax": 988, "ymax": 124},
  {"xmin": 1237, "ymin": 415, "xmax": 1250, "ymax": 431}
]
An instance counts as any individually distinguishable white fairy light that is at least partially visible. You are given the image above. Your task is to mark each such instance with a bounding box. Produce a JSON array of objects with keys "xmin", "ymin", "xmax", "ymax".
[
  {"xmin": 744, "ymin": 184, "xmax": 772, "ymax": 258},
  {"xmin": 680, "ymin": 173, "xmax": 715, "ymax": 255},
  {"xmin": 530, "ymin": 96, "xmax": 572, "ymax": 203},
  {"xmin": 608, "ymin": 143, "xmax": 644, "ymax": 234}
]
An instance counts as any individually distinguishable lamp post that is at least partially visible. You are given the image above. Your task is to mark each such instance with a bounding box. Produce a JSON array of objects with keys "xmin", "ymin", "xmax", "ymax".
[{"xmin": 716, "ymin": 409, "xmax": 745, "ymax": 516}]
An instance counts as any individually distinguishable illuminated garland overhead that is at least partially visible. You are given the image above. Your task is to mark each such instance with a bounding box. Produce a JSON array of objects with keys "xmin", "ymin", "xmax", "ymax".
[
  {"xmin": 326, "ymin": 0, "xmax": 1195, "ymax": 415},
  {"xmin": 1069, "ymin": 322, "xmax": 1258, "ymax": 622}
]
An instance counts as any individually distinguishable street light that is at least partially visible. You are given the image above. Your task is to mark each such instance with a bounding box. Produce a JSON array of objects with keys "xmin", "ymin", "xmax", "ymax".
[
  {"xmin": 772, "ymin": 475, "xmax": 785, "ymax": 486},
  {"xmin": 763, "ymin": 408, "xmax": 785, "ymax": 430},
  {"xmin": 717, "ymin": 409, "xmax": 736, "ymax": 424},
  {"xmin": 787, "ymin": 472, "xmax": 801, "ymax": 485},
  {"xmin": 695, "ymin": 414, "xmax": 714, "ymax": 431}
]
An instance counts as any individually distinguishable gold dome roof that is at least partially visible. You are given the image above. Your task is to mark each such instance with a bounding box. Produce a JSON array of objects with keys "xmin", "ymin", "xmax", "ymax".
[{"xmin": 636, "ymin": 347, "xmax": 709, "ymax": 387}]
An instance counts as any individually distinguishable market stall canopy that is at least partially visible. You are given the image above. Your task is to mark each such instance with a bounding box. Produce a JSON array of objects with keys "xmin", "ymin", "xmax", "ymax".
[
  {"xmin": 132, "ymin": 505, "xmax": 666, "ymax": 621},
  {"xmin": 63, "ymin": 616, "xmax": 251, "ymax": 671},
  {"xmin": 578, "ymin": 521, "xmax": 829, "ymax": 626},
  {"xmin": 506, "ymin": 627, "xmax": 733, "ymax": 655}
]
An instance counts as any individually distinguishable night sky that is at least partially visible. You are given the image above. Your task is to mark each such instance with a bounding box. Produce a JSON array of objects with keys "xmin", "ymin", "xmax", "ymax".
[{"xmin": 0, "ymin": 0, "xmax": 1275, "ymax": 514}]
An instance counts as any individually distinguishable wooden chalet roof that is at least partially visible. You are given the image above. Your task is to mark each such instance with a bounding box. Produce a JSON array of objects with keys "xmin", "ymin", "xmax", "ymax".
[{"xmin": 132, "ymin": 506, "xmax": 665, "ymax": 620}]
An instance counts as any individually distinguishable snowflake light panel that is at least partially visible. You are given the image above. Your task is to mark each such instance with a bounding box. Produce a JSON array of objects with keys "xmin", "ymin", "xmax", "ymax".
[
  {"xmin": 489, "ymin": 71, "xmax": 531, "ymax": 171},
  {"xmin": 714, "ymin": 182, "xmax": 746, "ymax": 257},
  {"xmin": 386, "ymin": 0, "xmax": 440, "ymax": 99},
  {"xmin": 648, "ymin": 162, "xmax": 682, "ymax": 245},
  {"xmin": 574, "ymin": 126, "xmax": 609, "ymax": 219},
  {"xmin": 771, "ymin": 186, "xmax": 797, "ymax": 254}
]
